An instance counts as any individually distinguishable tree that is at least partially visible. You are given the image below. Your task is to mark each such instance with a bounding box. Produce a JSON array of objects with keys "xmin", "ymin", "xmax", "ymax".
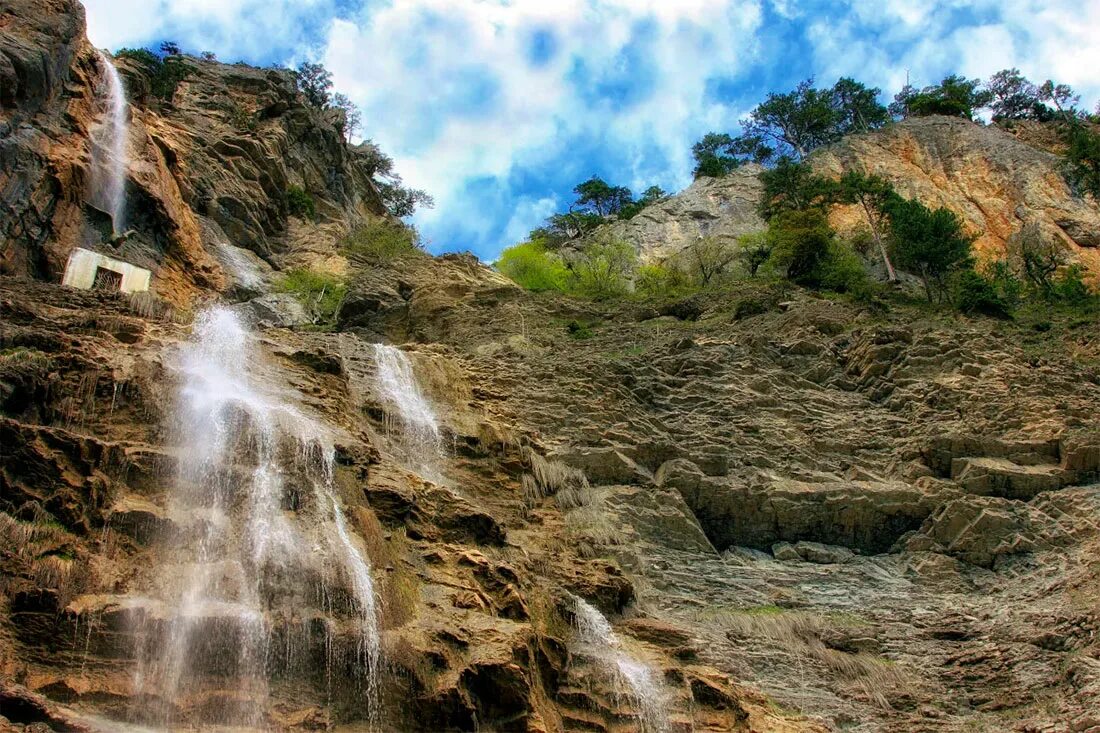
[
  {"xmin": 898, "ymin": 75, "xmax": 992, "ymax": 120},
  {"xmin": 159, "ymin": 41, "xmax": 181, "ymax": 56},
  {"xmin": 330, "ymin": 92, "xmax": 361, "ymax": 142},
  {"xmin": 765, "ymin": 208, "xmax": 836, "ymax": 285},
  {"xmin": 984, "ymin": 69, "xmax": 1040, "ymax": 121},
  {"xmin": 200, "ymin": 51, "xmax": 217, "ymax": 62},
  {"xmin": 830, "ymin": 77, "xmax": 891, "ymax": 134},
  {"xmin": 1038, "ymin": 80, "xmax": 1081, "ymax": 120},
  {"xmin": 573, "ymin": 176, "xmax": 633, "ymax": 217},
  {"xmin": 1063, "ymin": 124, "xmax": 1100, "ymax": 200},
  {"xmin": 1007, "ymin": 223, "xmax": 1062, "ymax": 297},
  {"xmin": 567, "ymin": 235, "xmax": 636, "ymax": 300},
  {"xmin": 736, "ymin": 232, "xmax": 772, "ymax": 277},
  {"xmin": 692, "ymin": 133, "xmax": 742, "ymax": 178},
  {"xmin": 757, "ymin": 158, "xmax": 836, "ymax": 221},
  {"xmin": 295, "ymin": 62, "xmax": 332, "ymax": 108},
  {"xmin": 377, "ymin": 182, "xmax": 433, "ymax": 218},
  {"xmin": 740, "ymin": 78, "xmax": 839, "ymax": 160},
  {"xmin": 836, "ymin": 171, "xmax": 898, "ymax": 281},
  {"xmin": 618, "ymin": 185, "xmax": 667, "ymax": 219},
  {"xmin": 683, "ymin": 236, "xmax": 738, "ymax": 286},
  {"xmin": 886, "ymin": 197, "xmax": 974, "ymax": 301}
]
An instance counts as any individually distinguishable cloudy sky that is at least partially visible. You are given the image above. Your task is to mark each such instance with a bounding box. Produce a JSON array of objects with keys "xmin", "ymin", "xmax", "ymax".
[{"xmin": 83, "ymin": 0, "xmax": 1100, "ymax": 260}]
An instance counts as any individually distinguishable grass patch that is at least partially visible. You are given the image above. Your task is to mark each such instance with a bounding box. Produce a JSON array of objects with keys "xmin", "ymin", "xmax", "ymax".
[
  {"xmin": 275, "ymin": 268, "xmax": 346, "ymax": 324},
  {"xmin": 342, "ymin": 219, "xmax": 422, "ymax": 262}
]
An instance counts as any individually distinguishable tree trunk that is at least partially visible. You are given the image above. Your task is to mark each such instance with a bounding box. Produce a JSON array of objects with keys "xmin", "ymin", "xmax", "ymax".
[{"xmin": 863, "ymin": 200, "xmax": 897, "ymax": 282}]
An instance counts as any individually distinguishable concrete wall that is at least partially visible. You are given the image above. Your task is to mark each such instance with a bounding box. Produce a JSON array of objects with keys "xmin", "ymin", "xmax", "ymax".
[{"xmin": 62, "ymin": 248, "xmax": 151, "ymax": 294}]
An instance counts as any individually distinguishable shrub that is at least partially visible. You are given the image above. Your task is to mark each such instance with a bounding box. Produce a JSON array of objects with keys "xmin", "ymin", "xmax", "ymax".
[
  {"xmin": 1053, "ymin": 264, "xmax": 1096, "ymax": 307},
  {"xmin": 1007, "ymin": 223, "xmax": 1061, "ymax": 297},
  {"xmin": 567, "ymin": 235, "xmax": 637, "ymax": 300},
  {"xmin": 736, "ymin": 231, "xmax": 772, "ymax": 277},
  {"xmin": 343, "ymin": 220, "xmax": 422, "ymax": 262},
  {"xmin": 275, "ymin": 268, "xmax": 346, "ymax": 324},
  {"xmin": 679, "ymin": 236, "xmax": 738, "ymax": 287},
  {"xmin": 817, "ymin": 241, "xmax": 870, "ymax": 296},
  {"xmin": 286, "ymin": 185, "xmax": 316, "ymax": 220},
  {"xmin": 981, "ymin": 259, "xmax": 1024, "ymax": 310},
  {"xmin": 566, "ymin": 320, "xmax": 594, "ymax": 339},
  {"xmin": 885, "ymin": 197, "xmax": 974, "ymax": 302},
  {"xmin": 765, "ymin": 209, "xmax": 835, "ymax": 285},
  {"xmin": 635, "ymin": 263, "xmax": 693, "ymax": 298},
  {"xmin": 952, "ymin": 269, "xmax": 1012, "ymax": 318},
  {"xmin": 115, "ymin": 48, "xmax": 190, "ymax": 101},
  {"xmin": 495, "ymin": 240, "xmax": 569, "ymax": 292}
]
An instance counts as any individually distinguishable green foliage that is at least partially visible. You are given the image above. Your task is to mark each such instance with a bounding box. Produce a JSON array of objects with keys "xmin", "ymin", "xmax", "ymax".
[
  {"xmin": 330, "ymin": 92, "xmax": 361, "ymax": 142},
  {"xmin": 618, "ymin": 186, "xmax": 667, "ymax": 219},
  {"xmin": 692, "ymin": 133, "xmax": 744, "ymax": 178},
  {"xmin": 159, "ymin": 41, "xmax": 181, "ymax": 56},
  {"xmin": 680, "ymin": 236, "xmax": 738, "ymax": 286},
  {"xmin": 981, "ymin": 260, "xmax": 1024, "ymax": 311},
  {"xmin": 984, "ymin": 68, "xmax": 1042, "ymax": 121},
  {"xmin": 952, "ymin": 269, "xmax": 1012, "ymax": 319},
  {"xmin": 635, "ymin": 263, "xmax": 693, "ymax": 298},
  {"xmin": 835, "ymin": 171, "xmax": 899, "ymax": 280},
  {"xmin": 495, "ymin": 240, "xmax": 569, "ymax": 292},
  {"xmin": 229, "ymin": 104, "xmax": 257, "ymax": 132},
  {"xmin": 885, "ymin": 197, "xmax": 974, "ymax": 302},
  {"xmin": 115, "ymin": 47, "xmax": 191, "ymax": 101},
  {"xmin": 343, "ymin": 220, "xmax": 422, "ymax": 262},
  {"xmin": 736, "ymin": 231, "xmax": 773, "ymax": 277},
  {"xmin": 275, "ymin": 268, "xmax": 346, "ymax": 324},
  {"xmin": 295, "ymin": 61, "xmax": 332, "ymax": 107},
  {"xmin": 567, "ymin": 236, "xmax": 637, "ymax": 300},
  {"xmin": 758, "ymin": 158, "xmax": 836, "ymax": 221},
  {"xmin": 286, "ymin": 185, "xmax": 316, "ymax": 220},
  {"xmin": 817, "ymin": 241, "xmax": 871, "ymax": 296},
  {"xmin": 573, "ymin": 176, "xmax": 633, "ymax": 217},
  {"xmin": 765, "ymin": 209, "xmax": 835, "ymax": 285},
  {"xmin": 566, "ymin": 320, "xmax": 594, "ymax": 339},
  {"xmin": 1007, "ymin": 223, "xmax": 1062, "ymax": 297},
  {"xmin": 356, "ymin": 140, "xmax": 434, "ymax": 218},
  {"xmin": 1052, "ymin": 264, "xmax": 1097, "ymax": 307},
  {"xmin": 1063, "ymin": 123, "xmax": 1100, "ymax": 200},
  {"xmin": 891, "ymin": 75, "xmax": 991, "ymax": 120}
]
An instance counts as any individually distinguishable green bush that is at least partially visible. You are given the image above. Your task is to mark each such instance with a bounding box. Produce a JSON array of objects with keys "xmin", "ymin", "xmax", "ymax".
[
  {"xmin": 952, "ymin": 269, "xmax": 1012, "ymax": 318},
  {"xmin": 1053, "ymin": 264, "xmax": 1096, "ymax": 307},
  {"xmin": 566, "ymin": 320, "xmax": 594, "ymax": 339},
  {"xmin": 275, "ymin": 268, "xmax": 346, "ymax": 324},
  {"xmin": 115, "ymin": 48, "xmax": 191, "ymax": 101},
  {"xmin": 982, "ymin": 260, "xmax": 1024, "ymax": 310},
  {"xmin": 635, "ymin": 263, "xmax": 693, "ymax": 298},
  {"xmin": 736, "ymin": 231, "xmax": 772, "ymax": 277},
  {"xmin": 286, "ymin": 186, "xmax": 316, "ymax": 220},
  {"xmin": 567, "ymin": 236, "xmax": 637, "ymax": 300},
  {"xmin": 817, "ymin": 241, "xmax": 870, "ymax": 296},
  {"xmin": 765, "ymin": 209, "xmax": 835, "ymax": 285},
  {"xmin": 495, "ymin": 240, "xmax": 569, "ymax": 292},
  {"xmin": 886, "ymin": 197, "xmax": 974, "ymax": 302},
  {"xmin": 343, "ymin": 220, "xmax": 422, "ymax": 262}
]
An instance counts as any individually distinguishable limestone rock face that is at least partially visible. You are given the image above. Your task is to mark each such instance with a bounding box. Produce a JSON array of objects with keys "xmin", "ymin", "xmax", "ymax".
[
  {"xmin": 814, "ymin": 115, "xmax": 1100, "ymax": 274},
  {"xmin": 604, "ymin": 165, "xmax": 764, "ymax": 261}
]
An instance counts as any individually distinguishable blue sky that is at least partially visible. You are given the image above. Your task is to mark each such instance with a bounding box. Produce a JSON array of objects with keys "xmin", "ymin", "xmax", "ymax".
[{"xmin": 84, "ymin": 0, "xmax": 1100, "ymax": 260}]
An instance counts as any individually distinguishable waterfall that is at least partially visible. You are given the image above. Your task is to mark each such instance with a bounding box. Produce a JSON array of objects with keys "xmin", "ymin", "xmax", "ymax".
[
  {"xmin": 133, "ymin": 308, "xmax": 381, "ymax": 729},
  {"xmin": 572, "ymin": 597, "xmax": 669, "ymax": 733},
  {"xmin": 90, "ymin": 51, "xmax": 129, "ymax": 235},
  {"xmin": 371, "ymin": 344, "xmax": 443, "ymax": 480}
]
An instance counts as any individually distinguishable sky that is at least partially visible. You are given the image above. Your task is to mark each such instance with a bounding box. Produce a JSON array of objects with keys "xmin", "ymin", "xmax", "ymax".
[{"xmin": 83, "ymin": 0, "xmax": 1100, "ymax": 260}]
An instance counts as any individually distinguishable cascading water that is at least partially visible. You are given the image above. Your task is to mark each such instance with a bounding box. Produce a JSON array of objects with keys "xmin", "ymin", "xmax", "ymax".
[
  {"xmin": 370, "ymin": 344, "xmax": 443, "ymax": 480},
  {"xmin": 572, "ymin": 597, "xmax": 669, "ymax": 733},
  {"xmin": 90, "ymin": 51, "xmax": 129, "ymax": 235},
  {"xmin": 132, "ymin": 308, "xmax": 381, "ymax": 729}
]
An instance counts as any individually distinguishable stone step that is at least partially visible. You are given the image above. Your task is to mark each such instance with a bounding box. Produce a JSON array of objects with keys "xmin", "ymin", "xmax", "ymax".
[{"xmin": 951, "ymin": 457, "xmax": 1067, "ymax": 499}]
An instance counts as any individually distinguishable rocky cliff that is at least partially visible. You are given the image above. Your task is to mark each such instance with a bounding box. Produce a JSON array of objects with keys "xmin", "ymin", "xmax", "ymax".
[
  {"xmin": 0, "ymin": 0, "xmax": 385, "ymax": 306},
  {"xmin": 609, "ymin": 117, "xmax": 1100, "ymax": 277},
  {"xmin": 3, "ymin": 3, "xmax": 1100, "ymax": 733}
]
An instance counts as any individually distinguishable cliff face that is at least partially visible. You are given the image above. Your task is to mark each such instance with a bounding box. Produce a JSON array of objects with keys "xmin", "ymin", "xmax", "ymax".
[
  {"xmin": 814, "ymin": 116, "xmax": 1100, "ymax": 275},
  {"xmin": 611, "ymin": 116, "xmax": 1100, "ymax": 276},
  {"xmin": 0, "ymin": 0, "xmax": 385, "ymax": 305},
  {"xmin": 3, "ymin": 3, "xmax": 1100, "ymax": 733}
]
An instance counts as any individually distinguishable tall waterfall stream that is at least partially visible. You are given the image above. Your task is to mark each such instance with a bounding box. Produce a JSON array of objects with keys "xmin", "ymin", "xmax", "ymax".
[{"xmin": 90, "ymin": 51, "xmax": 129, "ymax": 235}]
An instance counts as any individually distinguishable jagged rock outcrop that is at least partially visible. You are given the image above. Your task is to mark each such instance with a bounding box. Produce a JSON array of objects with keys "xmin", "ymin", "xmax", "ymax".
[{"xmin": 605, "ymin": 165, "xmax": 764, "ymax": 261}]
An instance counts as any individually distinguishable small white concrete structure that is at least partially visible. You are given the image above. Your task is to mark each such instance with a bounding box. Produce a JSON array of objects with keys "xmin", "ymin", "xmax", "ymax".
[{"xmin": 62, "ymin": 248, "xmax": 151, "ymax": 294}]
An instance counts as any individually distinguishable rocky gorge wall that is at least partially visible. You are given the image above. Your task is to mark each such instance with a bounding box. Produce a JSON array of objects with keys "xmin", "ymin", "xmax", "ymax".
[{"xmin": 3, "ymin": 2, "xmax": 1100, "ymax": 732}]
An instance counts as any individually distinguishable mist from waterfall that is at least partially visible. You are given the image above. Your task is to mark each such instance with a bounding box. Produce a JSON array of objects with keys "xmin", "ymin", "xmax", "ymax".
[
  {"xmin": 573, "ymin": 597, "xmax": 669, "ymax": 733},
  {"xmin": 371, "ymin": 344, "xmax": 444, "ymax": 480},
  {"xmin": 90, "ymin": 51, "xmax": 129, "ymax": 235},
  {"xmin": 132, "ymin": 307, "xmax": 381, "ymax": 729}
]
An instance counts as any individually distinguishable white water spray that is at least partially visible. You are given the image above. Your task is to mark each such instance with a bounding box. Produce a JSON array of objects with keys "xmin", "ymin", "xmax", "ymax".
[
  {"xmin": 133, "ymin": 308, "xmax": 381, "ymax": 729},
  {"xmin": 371, "ymin": 344, "xmax": 443, "ymax": 479},
  {"xmin": 90, "ymin": 51, "xmax": 129, "ymax": 235},
  {"xmin": 573, "ymin": 597, "xmax": 669, "ymax": 733}
]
